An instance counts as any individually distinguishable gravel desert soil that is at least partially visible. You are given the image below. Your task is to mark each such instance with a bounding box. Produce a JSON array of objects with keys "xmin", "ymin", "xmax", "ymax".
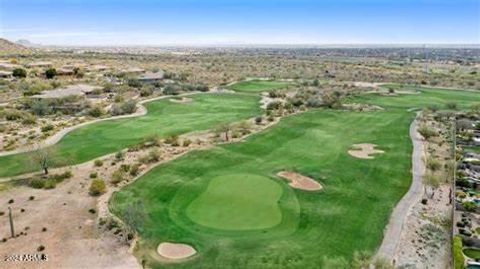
[
  {"xmin": 0, "ymin": 107, "xmax": 286, "ymax": 269},
  {"xmin": 394, "ymin": 184, "xmax": 452, "ymax": 269},
  {"xmin": 0, "ymin": 161, "xmax": 141, "ymax": 269}
]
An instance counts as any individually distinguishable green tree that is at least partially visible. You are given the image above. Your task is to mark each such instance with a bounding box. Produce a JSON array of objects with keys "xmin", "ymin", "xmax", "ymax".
[
  {"xmin": 45, "ymin": 68, "xmax": 57, "ymax": 79},
  {"xmin": 351, "ymin": 251, "xmax": 371, "ymax": 269},
  {"xmin": 12, "ymin": 68, "xmax": 27, "ymax": 78},
  {"xmin": 31, "ymin": 100, "xmax": 52, "ymax": 116},
  {"xmin": 88, "ymin": 105, "xmax": 104, "ymax": 118},
  {"xmin": 418, "ymin": 125, "xmax": 437, "ymax": 140},
  {"xmin": 89, "ymin": 179, "xmax": 106, "ymax": 196},
  {"xmin": 216, "ymin": 124, "xmax": 231, "ymax": 141},
  {"xmin": 121, "ymin": 200, "xmax": 146, "ymax": 242},
  {"xmin": 30, "ymin": 145, "xmax": 56, "ymax": 175},
  {"xmin": 321, "ymin": 90, "xmax": 343, "ymax": 108},
  {"xmin": 463, "ymin": 201, "xmax": 477, "ymax": 212},
  {"xmin": 426, "ymin": 157, "xmax": 441, "ymax": 172}
]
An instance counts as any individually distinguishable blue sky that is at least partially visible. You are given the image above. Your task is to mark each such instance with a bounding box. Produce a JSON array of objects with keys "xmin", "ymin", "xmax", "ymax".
[{"xmin": 0, "ymin": 0, "xmax": 479, "ymax": 45}]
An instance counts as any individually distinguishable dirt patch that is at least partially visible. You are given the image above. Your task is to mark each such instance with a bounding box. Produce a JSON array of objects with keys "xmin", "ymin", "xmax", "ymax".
[
  {"xmin": 352, "ymin": 81, "xmax": 383, "ymax": 89},
  {"xmin": 342, "ymin": 103, "xmax": 384, "ymax": 112},
  {"xmin": 0, "ymin": 163, "xmax": 140, "ymax": 269},
  {"xmin": 169, "ymin": 97, "xmax": 192, "ymax": 104},
  {"xmin": 277, "ymin": 171, "xmax": 322, "ymax": 191},
  {"xmin": 348, "ymin": 143, "xmax": 384, "ymax": 159},
  {"xmin": 157, "ymin": 242, "xmax": 196, "ymax": 260}
]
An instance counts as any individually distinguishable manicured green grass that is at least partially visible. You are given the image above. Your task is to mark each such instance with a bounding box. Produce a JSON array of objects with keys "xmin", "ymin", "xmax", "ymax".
[
  {"xmin": 464, "ymin": 248, "xmax": 480, "ymax": 260},
  {"xmin": 227, "ymin": 80, "xmax": 289, "ymax": 93},
  {"xmin": 351, "ymin": 85, "xmax": 479, "ymax": 110},
  {"xmin": 0, "ymin": 93, "xmax": 261, "ymax": 177},
  {"xmin": 464, "ymin": 146, "xmax": 480, "ymax": 154},
  {"xmin": 110, "ymin": 86, "xmax": 479, "ymax": 269},
  {"xmin": 186, "ymin": 174, "xmax": 285, "ymax": 230},
  {"xmin": 454, "ymin": 235, "xmax": 465, "ymax": 269}
]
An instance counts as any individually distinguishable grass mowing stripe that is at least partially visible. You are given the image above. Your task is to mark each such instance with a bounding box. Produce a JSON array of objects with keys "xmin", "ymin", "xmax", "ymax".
[{"xmin": 110, "ymin": 87, "xmax": 479, "ymax": 268}]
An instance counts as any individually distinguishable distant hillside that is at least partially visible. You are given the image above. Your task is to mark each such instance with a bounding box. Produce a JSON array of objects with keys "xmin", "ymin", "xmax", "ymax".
[
  {"xmin": 16, "ymin": 39, "xmax": 42, "ymax": 48},
  {"xmin": 0, "ymin": 38, "xmax": 32, "ymax": 55}
]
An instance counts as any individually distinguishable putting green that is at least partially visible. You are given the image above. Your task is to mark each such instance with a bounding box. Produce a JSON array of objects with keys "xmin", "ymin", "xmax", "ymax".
[
  {"xmin": 227, "ymin": 80, "xmax": 289, "ymax": 93},
  {"xmin": 108, "ymin": 86, "xmax": 480, "ymax": 268},
  {"xmin": 186, "ymin": 174, "xmax": 284, "ymax": 230}
]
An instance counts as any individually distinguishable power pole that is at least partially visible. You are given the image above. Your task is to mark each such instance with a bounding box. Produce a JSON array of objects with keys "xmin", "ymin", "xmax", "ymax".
[{"xmin": 8, "ymin": 207, "xmax": 14, "ymax": 238}]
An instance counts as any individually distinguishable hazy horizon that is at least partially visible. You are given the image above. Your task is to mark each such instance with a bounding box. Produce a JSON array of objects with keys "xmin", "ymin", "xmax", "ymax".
[{"xmin": 1, "ymin": 0, "xmax": 479, "ymax": 46}]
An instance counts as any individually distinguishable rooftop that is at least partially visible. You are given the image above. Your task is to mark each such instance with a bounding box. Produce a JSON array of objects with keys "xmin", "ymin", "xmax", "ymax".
[
  {"xmin": 87, "ymin": 64, "xmax": 109, "ymax": 71},
  {"xmin": 0, "ymin": 70, "xmax": 13, "ymax": 77},
  {"xmin": 121, "ymin": 67, "xmax": 145, "ymax": 74},
  {"xmin": 0, "ymin": 62, "xmax": 21, "ymax": 70},
  {"xmin": 27, "ymin": 61, "xmax": 52, "ymax": 68},
  {"xmin": 139, "ymin": 71, "xmax": 164, "ymax": 80}
]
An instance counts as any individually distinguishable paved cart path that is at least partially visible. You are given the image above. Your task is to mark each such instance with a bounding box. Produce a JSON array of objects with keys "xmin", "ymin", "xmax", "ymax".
[
  {"xmin": 0, "ymin": 92, "xmax": 199, "ymax": 157},
  {"xmin": 376, "ymin": 115, "xmax": 425, "ymax": 260}
]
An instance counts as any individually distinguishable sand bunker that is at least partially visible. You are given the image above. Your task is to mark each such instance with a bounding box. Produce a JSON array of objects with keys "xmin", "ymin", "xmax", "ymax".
[
  {"xmin": 170, "ymin": 97, "xmax": 192, "ymax": 104},
  {"xmin": 348, "ymin": 143, "xmax": 384, "ymax": 159},
  {"xmin": 157, "ymin": 242, "xmax": 196, "ymax": 260},
  {"xmin": 277, "ymin": 171, "xmax": 322, "ymax": 191}
]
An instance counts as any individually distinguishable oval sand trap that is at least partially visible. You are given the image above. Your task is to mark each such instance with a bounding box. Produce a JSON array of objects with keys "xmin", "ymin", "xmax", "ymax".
[
  {"xmin": 277, "ymin": 171, "xmax": 322, "ymax": 191},
  {"xmin": 157, "ymin": 242, "xmax": 196, "ymax": 260},
  {"xmin": 170, "ymin": 97, "xmax": 192, "ymax": 104},
  {"xmin": 348, "ymin": 143, "xmax": 384, "ymax": 159}
]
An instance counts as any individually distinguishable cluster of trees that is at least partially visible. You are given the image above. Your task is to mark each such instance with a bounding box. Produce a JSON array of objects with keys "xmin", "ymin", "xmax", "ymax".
[
  {"xmin": 418, "ymin": 125, "xmax": 437, "ymax": 141},
  {"xmin": 12, "ymin": 68, "xmax": 27, "ymax": 78},
  {"xmin": 10, "ymin": 67, "xmax": 84, "ymax": 79},
  {"xmin": 163, "ymin": 83, "xmax": 209, "ymax": 95},
  {"xmin": 22, "ymin": 95, "xmax": 88, "ymax": 116},
  {"xmin": 17, "ymin": 79, "xmax": 55, "ymax": 96},
  {"xmin": 45, "ymin": 68, "xmax": 56, "ymax": 79},
  {"xmin": 420, "ymin": 113, "xmax": 455, "ymax": 203},
  {"xmin": 265, "ymin": 87, "xmax": 344, "ymax": 115},
  {"xmin": 111, "ymin": 100, "xmax": 137, "ymax": 116},
  {"xmin": 1, "ymin": 108, "xmax": 36, "ymax": 124},
  {"xmin": 110, "ymin": 78, "xmax": 209, "ymax": 98}
]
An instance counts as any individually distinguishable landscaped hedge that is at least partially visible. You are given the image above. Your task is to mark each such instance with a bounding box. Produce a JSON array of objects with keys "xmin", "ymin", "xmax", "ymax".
[{"xmin": 454, "ymin": 235, "xmax": 465, "ymax": 269}]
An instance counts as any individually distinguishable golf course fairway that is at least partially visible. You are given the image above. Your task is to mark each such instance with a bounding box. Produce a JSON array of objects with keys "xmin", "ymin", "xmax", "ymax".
[
  {"xmin": 0, "ymin": 93, "xmax": 260, "ymax": 177},
  {"xmin": 227, "ymin": 80, "xmax": 290, "ymax": 93},
  {"xmin": 110, "ymin": 86, "xmax": 479, "ymax": 269}
]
